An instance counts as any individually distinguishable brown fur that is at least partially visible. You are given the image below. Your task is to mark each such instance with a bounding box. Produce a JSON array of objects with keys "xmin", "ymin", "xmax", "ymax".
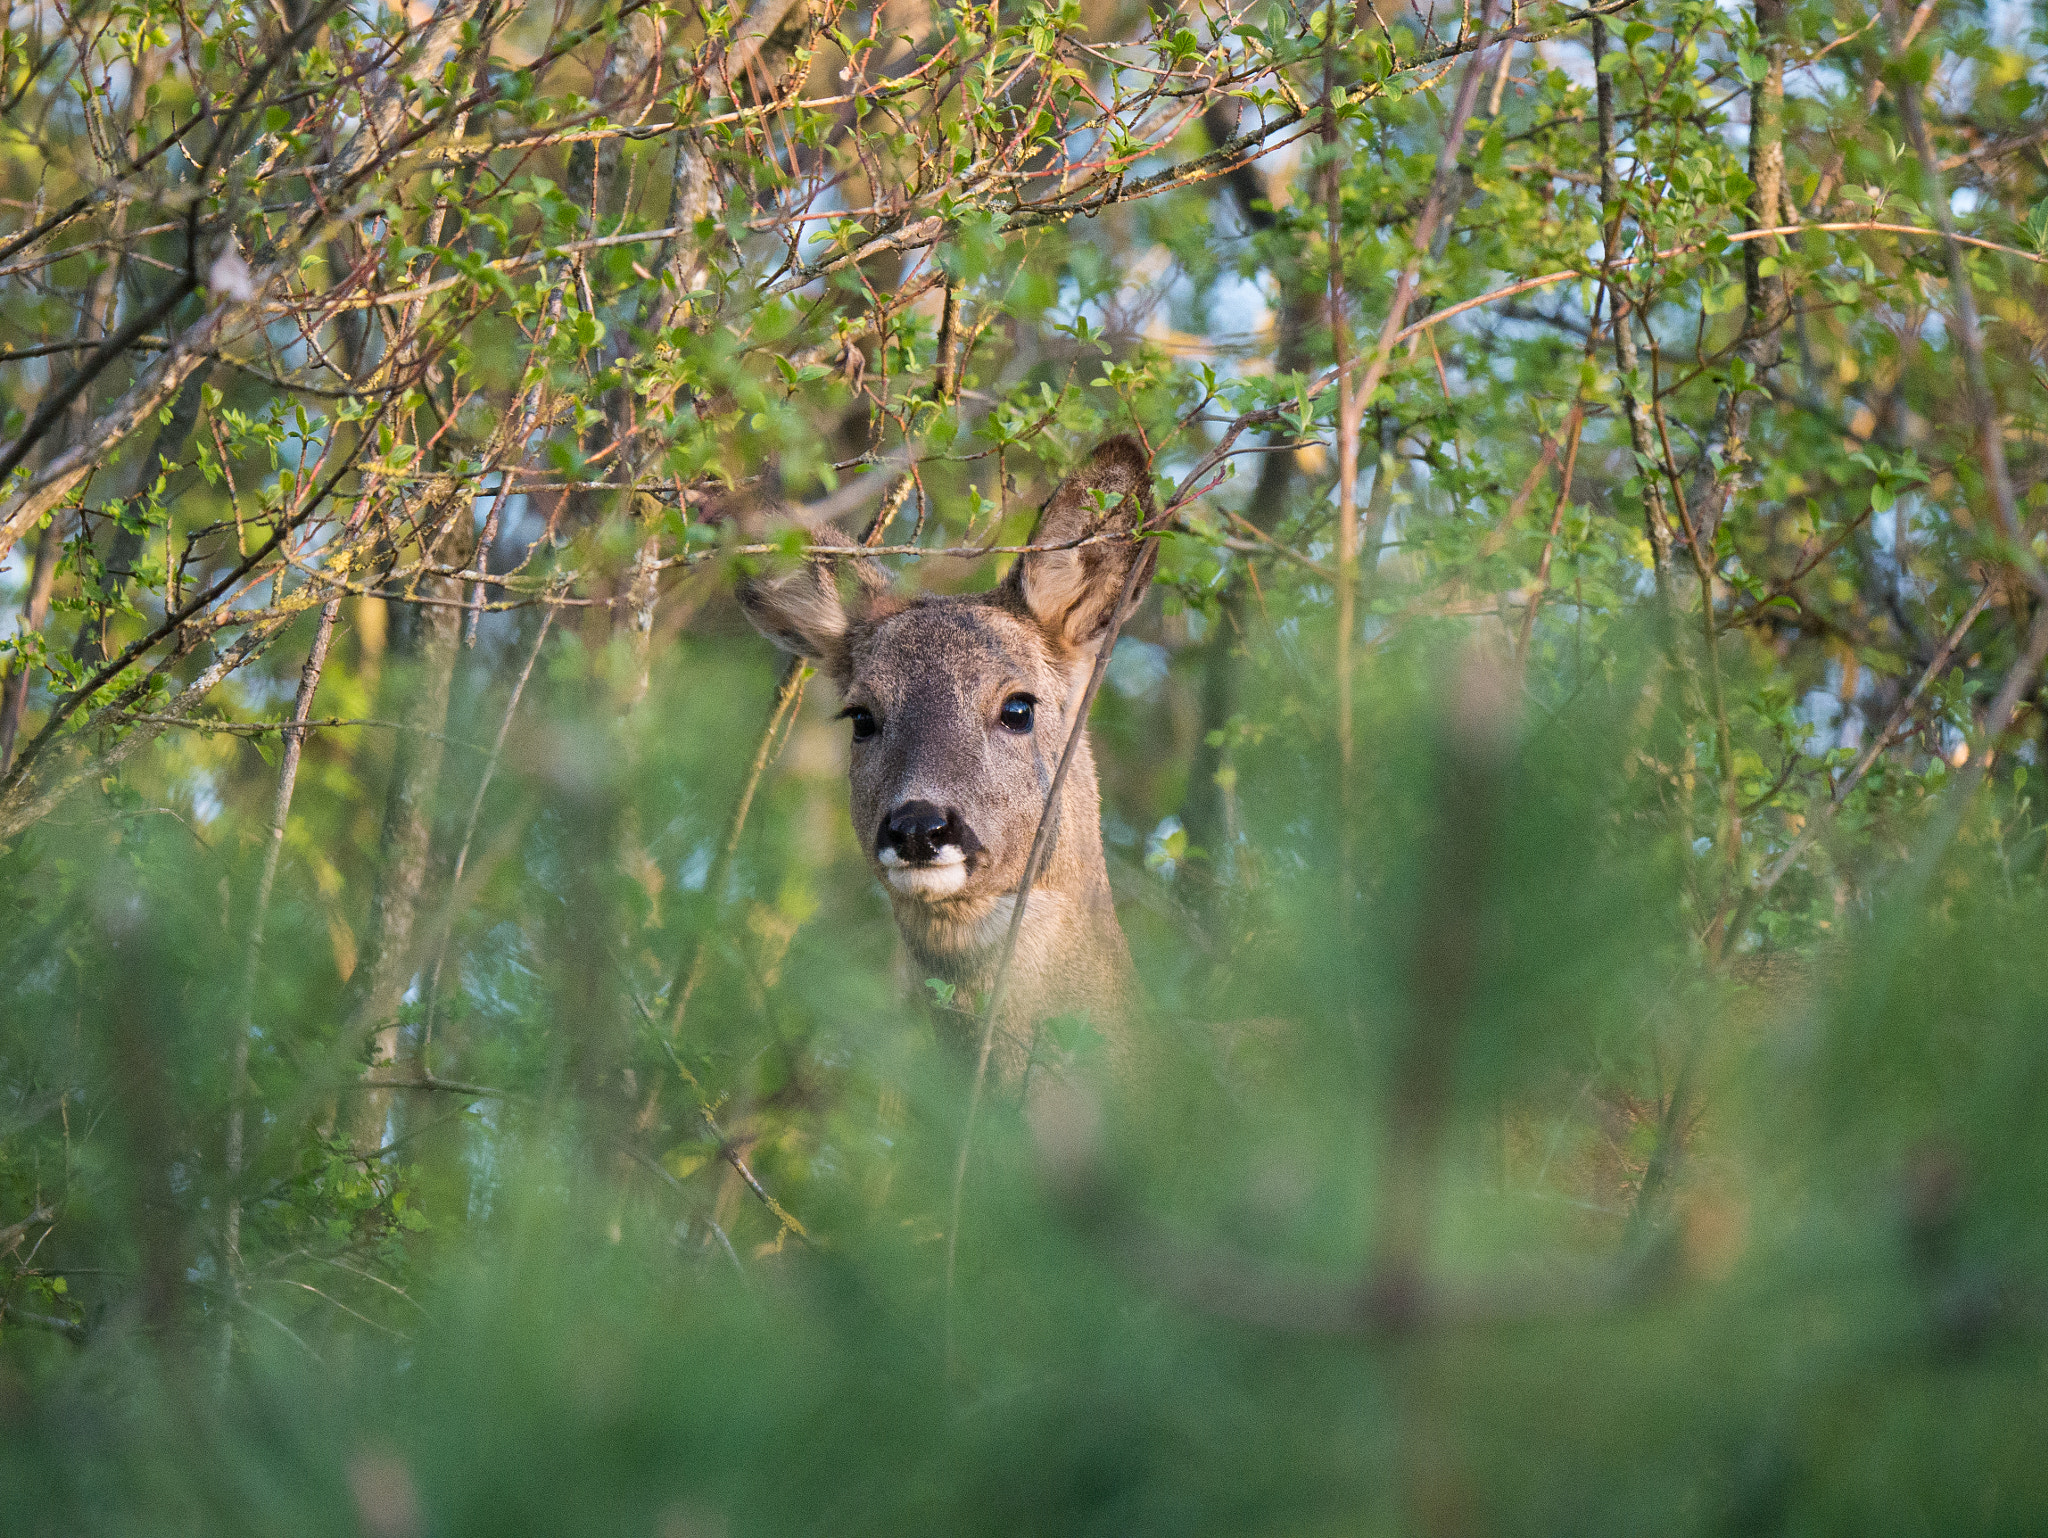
[{"xmin": 738, "ymin": 439, "xmax": 1158, "ymax": 1081}]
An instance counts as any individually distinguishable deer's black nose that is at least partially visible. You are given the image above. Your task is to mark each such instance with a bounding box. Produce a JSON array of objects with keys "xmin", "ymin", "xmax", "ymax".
[{"xmin": 881, "ymin": 801, "xmax": 963, "ymax": 864}]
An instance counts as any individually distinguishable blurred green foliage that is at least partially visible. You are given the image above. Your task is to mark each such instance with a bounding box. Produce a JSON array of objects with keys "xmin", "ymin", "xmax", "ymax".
[{"xmin": 3, "ymin": 643, "xmax": 2047, "ymax": 1534}]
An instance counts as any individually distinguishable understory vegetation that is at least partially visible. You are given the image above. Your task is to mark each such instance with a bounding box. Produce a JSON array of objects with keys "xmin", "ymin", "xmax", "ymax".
[{"xmin": 3, "ymin": 0, "xmax": 2047, "ymax": 1530}]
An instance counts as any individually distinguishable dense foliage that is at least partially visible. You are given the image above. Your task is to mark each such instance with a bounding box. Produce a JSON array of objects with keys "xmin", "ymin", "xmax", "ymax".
[{"xmin": 3, "ymin": 0, "xmax": 2048, "ymax": 1529}]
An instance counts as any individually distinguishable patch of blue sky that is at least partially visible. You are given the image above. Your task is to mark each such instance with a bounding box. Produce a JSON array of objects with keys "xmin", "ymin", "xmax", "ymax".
[{"xmin": 183, "ymin": 767, "xmax": 224, "ymax": 825}]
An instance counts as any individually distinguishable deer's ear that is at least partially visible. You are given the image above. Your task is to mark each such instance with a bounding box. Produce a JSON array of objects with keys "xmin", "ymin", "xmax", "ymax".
[
  {"xmin": 1001, "ymin": 437, "xmax": 1160, "ymax": 655},
  {"xmin": 738, "ymin": 534, "xmax": 879, "ymax": 680}
]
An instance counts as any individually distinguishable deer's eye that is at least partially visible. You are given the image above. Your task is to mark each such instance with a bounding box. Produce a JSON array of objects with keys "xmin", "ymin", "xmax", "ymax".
[
  {"xmin": 844, "ymin": 706, "xmax": 878, "ymax": 741},
  {"xmin": 998, "ymin": 694, "xmax": 1035, "ymax": 734}
]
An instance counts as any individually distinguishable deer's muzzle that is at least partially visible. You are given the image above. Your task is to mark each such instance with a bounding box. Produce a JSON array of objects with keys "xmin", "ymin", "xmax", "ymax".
[{"xmin": 877, "ymin": 801, "xmax": 980, "ymax": 899}]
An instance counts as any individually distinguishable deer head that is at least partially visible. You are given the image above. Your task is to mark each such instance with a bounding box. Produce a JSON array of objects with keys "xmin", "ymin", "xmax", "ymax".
[{"xmin": 737, "ymin": 438, "xmax": 1159, "ymax": 1057}]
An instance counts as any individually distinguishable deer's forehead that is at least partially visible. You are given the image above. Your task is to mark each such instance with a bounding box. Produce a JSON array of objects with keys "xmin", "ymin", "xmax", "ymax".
[{"xmin": 847, "ymin": 600, "xmax": 1049, "ymax": 698}]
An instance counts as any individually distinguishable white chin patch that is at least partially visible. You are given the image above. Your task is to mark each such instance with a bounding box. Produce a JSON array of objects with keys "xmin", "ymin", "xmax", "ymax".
[{"xmin": 880, "ymin": 844, "xmax": 968, "ymax": 898}]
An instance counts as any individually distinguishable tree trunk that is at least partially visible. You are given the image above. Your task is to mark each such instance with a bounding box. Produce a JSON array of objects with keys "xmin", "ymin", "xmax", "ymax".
[
  {"xmin": 1181, "ymin": 101, "xmax": 1310, "ymax": 895},
  {"xmin": 0, "ymin": 517, "xmax": 63, "ymax": 775},
  {"xmin": 345, "ymin": 560, "xmax": 465, "ymax": 1151},
  {"xmin": 0, "ymin": 210, "xmax": 133, "ymax": 765},
  {"xmin": 1689, "ymin": 0, "xmax": 1789, "ymax": 553}
]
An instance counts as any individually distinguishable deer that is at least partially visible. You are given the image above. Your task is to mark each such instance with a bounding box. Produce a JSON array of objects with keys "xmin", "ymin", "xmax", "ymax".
[{"xmin": 738, "ymin": 438, "xmax": 1161, "ymax": 1088}]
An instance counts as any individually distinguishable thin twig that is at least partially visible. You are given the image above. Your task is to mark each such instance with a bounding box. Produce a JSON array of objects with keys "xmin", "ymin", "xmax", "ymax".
[
  {"xmin": 465, "ymin": 291, "xmax": 563, "ymax": 646},
  {"xmin": 1881, "ymin": 1, "xmax": 2048, "ymax": 604},
  {"xmin": 0, "ymin": 1295, "xmax": 87, "ymax": 1343},
  {"xmin": 1325, "ymin": 0, "xmax": 1361, "ymax": 937},
  {"xmin": 223, "ymin": 593, "xmax": 342, "ymax": 1367},
  {"xmin": 421, "ymin": 604, "xmax": 557, "ymax": 1059},
  {"xmin": 617, "ymin": 961, "xmax": 809, "ymax": 1243},
  {"xmin": 1335, "ymin": 0, "xmax": 1501, "ymax": 451},
  {"xmin": 1748, "ymin": 584, "xmax": 1996, "ymax": 901},
  {"xmin": 943, "ymin": 515, "xmax": 1156, "ymax": 1360},
  {"xmin": 0, "ymin": 1206, "xmax": 55, "ymax": 1256},
  {"xmin": 1515, "ymin": 400, "xmax": 1588, "ymax": 657},
  {"xmin": 666, "ymin": 659, "xmax": 809, "ymax": 1040}
]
